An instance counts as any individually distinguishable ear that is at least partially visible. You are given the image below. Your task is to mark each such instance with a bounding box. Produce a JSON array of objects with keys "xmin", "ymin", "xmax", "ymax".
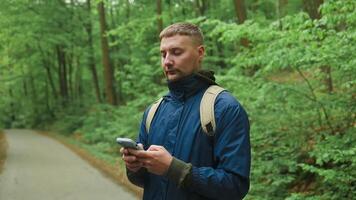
[{"xmin": 197, "ymin": 45, "xmax": 205, "ymax": 63}]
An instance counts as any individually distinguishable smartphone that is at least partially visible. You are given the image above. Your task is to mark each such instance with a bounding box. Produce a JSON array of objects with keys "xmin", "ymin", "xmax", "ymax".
[{"xmin": 116, "ymin": 137, "xmax": 143, "ymax": 150}]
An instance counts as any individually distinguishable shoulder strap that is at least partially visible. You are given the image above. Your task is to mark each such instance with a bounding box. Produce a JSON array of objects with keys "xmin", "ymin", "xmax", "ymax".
[
  {"xmin": 145, "ymin": 97, "xmax": 163, "ymax": 133},
  {"xmin": 200, "ymin": 85, "xmax": 225, "ymax": 136},
  {"xmin": 145, "ymin": 85, "xmax": 225, "ymax": 136}
]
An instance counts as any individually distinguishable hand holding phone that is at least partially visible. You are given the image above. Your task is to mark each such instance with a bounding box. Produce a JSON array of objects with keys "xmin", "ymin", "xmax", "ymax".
[{"xmin": 116, "ymin": 137, "xmax": 143, "ymax": 150}]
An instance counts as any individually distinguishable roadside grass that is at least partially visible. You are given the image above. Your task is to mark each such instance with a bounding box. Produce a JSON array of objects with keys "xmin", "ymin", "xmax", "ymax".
[
  {"xmin": 0, "ymin": 130, "xmax": 8, "ymax": 174},
  {"xmin": 36, "ymin": 130, "xmax": 143, "ymax": 199}
]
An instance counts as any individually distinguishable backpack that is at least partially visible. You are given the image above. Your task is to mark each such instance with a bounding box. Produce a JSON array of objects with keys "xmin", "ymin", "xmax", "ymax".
[{"xmin": 145, "ymin": 85, "xmax": 225, "ymax": 136}]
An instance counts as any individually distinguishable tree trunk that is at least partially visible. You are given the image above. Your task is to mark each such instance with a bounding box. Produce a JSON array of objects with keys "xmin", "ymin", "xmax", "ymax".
[
  {"xmin": 67, "ymin": 51, "xmax": 74, "ymax": 100},
  {"xmin": 233, "ymin": 0, "xmax": 249, "ymax": 48},
  {"xmin": 9, "ymin": 88, "xmax": 16, "ymax": 123},
  {"xmin": 108, "ymin": 0, "xmax": 123, "ymax": 103},
  {"xmin": 29, "ymin": 72, "xmax": 38, "ymax": 114},
  {"xmin": 74, "ymin": 56, "xmax": 83, "ymax": 102},
  {"xmin": 97, "ymin": 1, "xmax": 117, "ymax": 105},
  {"xmin": 195, "ymin": 0, "xmax": 207, "ymax": 16},
  {"xmin": 303, "ymin": 0, "xmax": 323, "ymax": 20},
  {"xmin": 45, "ymin": 77, "xmax": 50, "ymax": 114},
  {"xmin": 157, "ymin": 0, "xmax": 163, "ymax": 34},
  {"xmin": 233, "ymin": 0, "xmax": 247, "ymax": 24},
  {"xmin": 56, "ymin": 45, "xmax": 69, "ymax": 104},
  {"xmin": 37, "ymin": 42, "xmax": 58, "ymax": 99},
  {"xmin": 86, "ymin": 0, "xmax": 101, "ymax": 103},
  {"xmin": 43, "ymin": 59, "xmax": 58, "ymax": 99}
]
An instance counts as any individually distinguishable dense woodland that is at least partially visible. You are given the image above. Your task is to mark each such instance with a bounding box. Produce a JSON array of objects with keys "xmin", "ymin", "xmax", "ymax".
[{"xmin": 0, "ymin": 0, "xmax": 355, "ymax": 199}]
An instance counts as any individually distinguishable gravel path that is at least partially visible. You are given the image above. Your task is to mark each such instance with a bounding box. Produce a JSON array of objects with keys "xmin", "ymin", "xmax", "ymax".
[{"xmin": 0, "ymin": 129, "xmax": 138, "ymax": 200}]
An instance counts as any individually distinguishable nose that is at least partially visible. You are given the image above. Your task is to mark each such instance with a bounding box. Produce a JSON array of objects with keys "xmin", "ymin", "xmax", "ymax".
[{"xmin": 163, "ymin": 53, "xmax": 173, "ymax": 67}]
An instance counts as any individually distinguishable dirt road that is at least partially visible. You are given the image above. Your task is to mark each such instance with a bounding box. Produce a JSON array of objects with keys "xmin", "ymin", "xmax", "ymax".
[{"xmin": 0, "ymin": 129, "xmax": 138, "ymax": 200}]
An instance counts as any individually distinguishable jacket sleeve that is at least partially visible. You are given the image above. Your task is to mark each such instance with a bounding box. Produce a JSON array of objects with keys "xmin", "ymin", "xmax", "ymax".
[
  {"xmin": 126, "ymin": 108, "xmax": 150, "ymax": 188},
  {"xmin": 176, "ymin": 94, "xmax": 251, "ymax": 200}
]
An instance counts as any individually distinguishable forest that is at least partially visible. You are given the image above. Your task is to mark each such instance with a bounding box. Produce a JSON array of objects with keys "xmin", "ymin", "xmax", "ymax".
[{"xmin": 0, "ymin": 0, "xmax": 355, "ymax": 199}]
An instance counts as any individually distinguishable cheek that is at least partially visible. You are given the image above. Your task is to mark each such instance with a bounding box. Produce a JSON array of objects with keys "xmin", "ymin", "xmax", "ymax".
[
  {"xmin": 181, "ymin": 55, "xmax": 199, "ymax": 69},
  {"xmin": 179, "ymin": 54, "xmax": 195, "ymax": 66}
]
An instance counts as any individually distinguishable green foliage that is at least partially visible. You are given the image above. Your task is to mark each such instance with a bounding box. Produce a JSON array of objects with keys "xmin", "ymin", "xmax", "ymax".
[{"xmin": 0, "ymin": 0, "xmax": 354, "ymax": 199}]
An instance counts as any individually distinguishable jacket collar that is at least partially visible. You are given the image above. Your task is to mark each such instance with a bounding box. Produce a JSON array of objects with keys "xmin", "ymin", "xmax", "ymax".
[{"xmin": 167, "ymin": 71, "xmax": 216, "ymax": 102}]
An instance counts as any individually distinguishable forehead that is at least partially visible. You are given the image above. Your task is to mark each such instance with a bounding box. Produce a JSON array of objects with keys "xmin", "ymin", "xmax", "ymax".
[{"xmin": 160, "ymin": 35, "xmax": 195, "ymax": 50}]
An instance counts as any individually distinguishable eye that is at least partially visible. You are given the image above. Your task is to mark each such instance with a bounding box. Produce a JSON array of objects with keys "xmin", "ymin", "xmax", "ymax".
[
  {"xmin": 161, "ymin": 51, "xmax": 166, "ymax": 58},
  {"xmin": 172, "ymin": 49, "xmax": 182, "ymax": 55}
]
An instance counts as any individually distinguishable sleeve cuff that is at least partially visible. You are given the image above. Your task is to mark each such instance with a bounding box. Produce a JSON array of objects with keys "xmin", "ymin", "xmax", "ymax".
[
  {"xmin": 126, "ymin": 167, "xmax": 146, "ymax": 188},
  {"xmin": 165, "ymin": 157, "xmax": 192, "ymax": 188}
]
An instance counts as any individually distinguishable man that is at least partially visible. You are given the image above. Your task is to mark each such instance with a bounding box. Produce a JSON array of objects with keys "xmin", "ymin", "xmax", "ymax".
[{"xmin": 121, "ymin": 22, "xmax": 251, "ymax": 200}]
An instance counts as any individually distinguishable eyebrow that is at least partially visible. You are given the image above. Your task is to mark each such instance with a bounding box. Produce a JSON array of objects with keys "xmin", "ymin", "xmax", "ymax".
[{"xmin": 160, "ymin": 47, "xmax": 183, "ymax": 52}]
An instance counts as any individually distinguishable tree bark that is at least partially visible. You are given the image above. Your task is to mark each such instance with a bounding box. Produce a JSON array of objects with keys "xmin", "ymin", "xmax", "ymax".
[
  {"xmin": 67, "ymin": 50, "xmax": 74, "ymax": 100},
  {"xmin": 233, "ymin": 0, "xmax": 249, "ymax": 47},
  {"xmin": 29, "ymin": 72, "xmax": 38, "ymax": 114},
  {"xmin": 37, "ymin": 42, "xmax": 58, "ymax": 99},
  {"xmin": 56, "ymin": 45, "xmax": 69, "ymax": 104},
  {"xmin": 303, "ymin": 0, "xmax": 323, "ymax": 20},
  {"xmin": 233, "ymin": 0, "xmax": 247, "ymax": 24},
  {"xmin": 43, "ymin": 59, "xmax": 58, "ymax": 99},
  {"xmin": 9, "ymin": 88, "xmax": 16, "ymax": 122},
  {"xmin": 74, "ymin": 56, "xmax": 83, "ymax": 102},
  {"xmin": 86, "ymin": 0, "xmax": 101, "ymax": 103},
  {"xmin": 97, "ymin": 1, "xmax": 117, "ymax": 105},
  {"xmin": 157, "ymin": 0, "xmax": 163, "ymax": 34}
]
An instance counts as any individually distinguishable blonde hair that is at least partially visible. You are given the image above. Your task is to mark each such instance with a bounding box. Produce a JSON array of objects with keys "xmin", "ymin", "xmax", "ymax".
[{"xmin": 159, "ymin": 22, "xmax": 204, "ymax": 46}]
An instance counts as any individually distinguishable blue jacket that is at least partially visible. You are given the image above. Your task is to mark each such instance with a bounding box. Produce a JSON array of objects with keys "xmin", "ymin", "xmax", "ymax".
[{"xmin": 128, "ymin": 74, "xmax": 251, "ymax": 200}]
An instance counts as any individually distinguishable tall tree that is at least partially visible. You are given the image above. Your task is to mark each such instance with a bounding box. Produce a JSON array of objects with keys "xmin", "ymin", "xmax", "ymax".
[
  {"xmin": 233, "ymin": 0, "xmax": 249, "ymax": 47},
  {"xmin": 97, "ymin": 1, "xmax": 117, "ymax": 105},
  {"xmin": 157, "ymin": 0, "xmax": 163, "ymax": 34},
  {"xmin": 38, "ymin": 43, "xmax": 58, "ymax": 100},
  {"xmin": 85, "ymin": 0, "xmax": 101, "ymax": 103},
  {"xmin": 56, "ymin": 45, "xmax": 69, "ymax": 103},
  {"xmin": 303, "ymin": 0, "xmax": 323, "ymax": 19},
  {"xmin": 233, "ymin": 0, "xmax": 247, "ymax": 24}
]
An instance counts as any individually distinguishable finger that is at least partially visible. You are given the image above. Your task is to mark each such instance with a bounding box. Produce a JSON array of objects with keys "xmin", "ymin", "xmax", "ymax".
[
  {"xmin": 127, "ymin": 166, "xmax": 141, "ymax": 172},
  {"xmin": 122, "ymin": 155, "xmax": 137, "ymax": 163},
  {"xmin": 120, "ymin": 148, "xmax": 129, "ymax": 155},
  {"xmin": 140, "ymin": 159, "xmax": 152, "ymax": 168},
  {"xmin": 126, "ymin": 161, "xmax": 142, "ymax": 168},
  {"xmin": 147, "ymin": 145, "xmax": 164, "ymax": 151},
  {"xmin": 129, "ymin": 149, "xmax": 151, "ymax": 158},
  {"xmin": 137, "ymin": 157, "xmax": 154, "ymax": 166}
]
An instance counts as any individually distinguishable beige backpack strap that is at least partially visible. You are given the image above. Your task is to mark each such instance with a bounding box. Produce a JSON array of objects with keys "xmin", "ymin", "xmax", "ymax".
[
  {"xmin": 200, "ymin": 85, "xmax": 225, "ymax": 136},
  {"xmin": 145, "ymin": 97, "xmax": 163, "ymax": 134}
]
